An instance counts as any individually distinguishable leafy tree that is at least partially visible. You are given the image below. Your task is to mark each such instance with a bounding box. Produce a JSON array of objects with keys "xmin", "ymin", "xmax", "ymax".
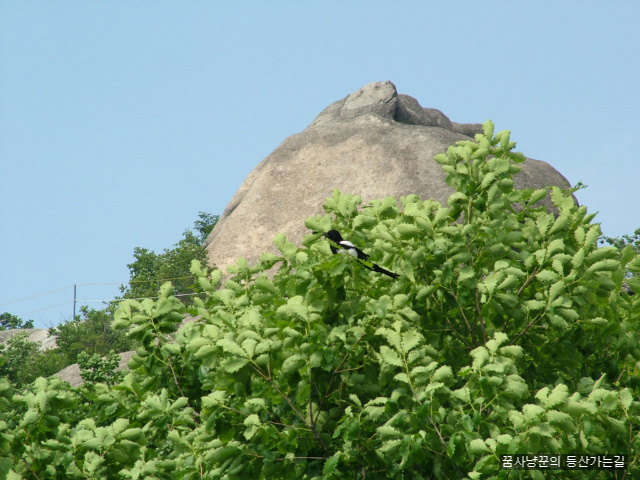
[
  {"xmin": 600, "ymin": 227, "xmax": 640, "ymax": 253},
  {"xmin": 15, "ymin": 348, "xmax": 69, "ymax": 385},
  {"xmin": 0, "ymin": 313, "xmax": 34, "ymax": 331},
  {"xmin": 1, "ymin": 122, "xmax": 638, "ymax": 479},
  {"xmin": 48, "ymin": 306, "xmax": 137, "ymax": 364},
  {"xmin": 0, "ymin": 213, "xmax": 217, "ymax": 391},
  {"xmin": 0, "ymin": 307, "xmax": 135, "ymax": 387},
  {"xmin": 77, "ymin": 350, "xmax": 123, "ymax": 386},
  {"xmin": 0, "ymin": 332, "xmax": 40, "ymax": 384},
  {"xmin": 120, "ymin": 211, "xmax": 219, "ymax": 301},
  {"xmin": 194, "ymin": 211, "xmax": 219, "ymax": 243}
]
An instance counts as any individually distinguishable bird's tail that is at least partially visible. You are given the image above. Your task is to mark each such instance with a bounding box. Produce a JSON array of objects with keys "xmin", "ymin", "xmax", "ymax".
[{"xmin": 371, "ymin": 263, "xmax": 400, "ymax": 279}]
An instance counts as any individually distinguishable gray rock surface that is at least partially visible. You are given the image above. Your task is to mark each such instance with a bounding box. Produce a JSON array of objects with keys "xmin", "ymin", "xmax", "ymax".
[
  {"xmin": 0, "ymin": 328, "xmax": 57, "ymax": 351},
  {"xmin": 205, "ymin": 80, "xmax": 573, "ymax": 272}
]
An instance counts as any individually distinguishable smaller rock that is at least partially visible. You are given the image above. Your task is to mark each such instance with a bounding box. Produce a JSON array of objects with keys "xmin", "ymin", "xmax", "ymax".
[
  {"xmin": 0, "ymin": 328, "xmax": 57, "ymax": 351},
  {"xmin": 52, "ymin": 351, "xmax": 136, "ymax": 388}
]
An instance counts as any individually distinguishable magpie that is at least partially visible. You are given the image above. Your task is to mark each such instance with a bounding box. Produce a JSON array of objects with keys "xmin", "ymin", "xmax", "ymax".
[{"xmin": 320, "ymin": 229, "xmax": 399, "ymax": 279}]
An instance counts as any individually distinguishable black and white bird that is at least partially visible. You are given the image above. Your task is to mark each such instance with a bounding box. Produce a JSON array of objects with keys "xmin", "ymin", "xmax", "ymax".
[{"xmin": 320, "ymin": 229, "xmax": 399, "ymax": 279}]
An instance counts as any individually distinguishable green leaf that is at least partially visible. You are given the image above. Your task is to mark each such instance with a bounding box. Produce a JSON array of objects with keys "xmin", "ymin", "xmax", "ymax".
[
  {"xmin": 395, "ymin": 223, "xmax": 421, "ymax": 238},
  {"xmin": 377, "ymin": 425, "xmax": 402, "ymax": 437},
  {"xmin": 470, "ymin": 347, "xmax": 489, "ymax": 369},
  {"xmin": 586, "ymin": 259, "xmax": 618, "ymax": 274},
  {"xmin": 161, "ymin": 342, "xmax": 181, "ymax": 356},
  {"xmin": 401, "ymin": 330, "xmax": 422, "ymax": 353},
  {"xmin": 528, "ymin": 188, "xmax": 547, "ymax": 205},
  {"xmin": 571, "ymin": 248, "xmax": 585, "ymax": 269},
  {"xmin": 243, "ymin": 414, "xmax": 260, "ymax": 426},
  {"xmin": 558, "ymin": 308, "xmax": 579, "ymax": 321},
  {"xmin": 480, "ymin": 171, "xmax": 496, "ymax": 189},
  {"xmin": 304, "ymin": 216, "xmax": 332, "ymax": 233},
  {"xmin": 448, "ymin": 192, "xmax": 468, "ymax": 206},
  {"xmin": 620, "ymin": 389, "xmax": 633, "ymax": 409},
  {"xmin": 587, "ymin": 246, "xmax": 619, "ymax": 263},
  {"xmin": 536, "ymin": 216, "xmax": 552, "ymax": 236},
  {"xmin": 379, "ymin": 346, "xmax": 403, "ymax": 367},
  {"xmin": 505, "ymin": 375, "xmax": 528, "ymax": 398},
  {"xmin": 458, "ymin": 266, "xmax": 475, "ymax": 283},
  {"xmin": 548, "ymin": 281, "xmax": 565, "ymax": 302},
  {"xmin": 210, "ymin": 445, "xmax": 240, "ymax": 463},
  {"xmin": 588, "ymin": 317, "xmax": 608, "ymax": 326},
  {"xmin": 195, "ymin": 344, "xmax": 217, "ymax": 359},
  {"xmin": 273, "ymin": 233, "xmax": 298, "ymax": 260},
  {"xmin": 323, "ymin": 452, "xmax": 342, "ymax": 476},
  {"xmin": 281, "ymin": 354, "xmax": 305, "ymax": 374},
  {"xmin": 433, "ymin": 207, "xmax": 451, "ymax": 223},
  {"xmin": 432, "ymin": 365, "xmax": 452, "ymax": 381},
  {"xmin": 548, "ymin": 215, "xmax": 570, "ymax": 235},
  {"xmin": 547, "ymin": 238, "xmax": 565, "ymax": 256},
  {"xmin": 536, "ymin": 270, "xmax": 560, "ymax": 283},
  {"xmin": 585, "ymin": 225, "xmax": 600, "ymax": 247},
  {"xmin": 497, "ymin": 274, "xmax": 519, "ymax": 291},
  {"xmin": 217, "ymin": 339, "xmax": 247, "ymax": 357},
  {"xmin": 604, "ymin": 415, "xmax": 626, "ymax": 434},
  {"xmin": 120, "ymin": 428, "xmax": 145, "ymax": 443},
  {"xmin": 524, "ymin": 299, "xmax": 546, "ymax": 311},
  {"xmin": 393, "ymin": 373, "xmax": 411, "ymax": 384},
  {"xmin": 468, "ymin": 438, "xmax": 489, "ymax": 454},
  {"xmin": 621, "ymin": 244, "xmax": 636, "ymax": 266},
  {"xmin": 482, "ymin": 120, "xmax": 494, "ymax": 138},
  {"xmin": 545, "ymin": 384, "xmax": 569, "ymax": 407},
  {"xmin": 353, "ymin": 215, "xmax": 376, "ymax": 229},
  {"xmin": 522, "ymin": 404, "xmax": 545, "ymax": 421},
  {"xmin": 222, "ymin": 357, "xmax": 248, "ymax": 373},
  {"xmin": 546, "ymin": 410, "xmax": 575, "ymax": 432}
]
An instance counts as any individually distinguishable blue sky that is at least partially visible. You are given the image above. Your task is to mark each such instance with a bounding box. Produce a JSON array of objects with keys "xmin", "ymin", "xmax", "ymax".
[{"xmin": 1, "ymin": 1, "xmax": 638, "ymax": 329}]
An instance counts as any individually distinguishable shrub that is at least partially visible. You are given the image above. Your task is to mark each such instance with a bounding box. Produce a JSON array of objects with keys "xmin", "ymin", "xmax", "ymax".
[{"xmin": 1, "ymin": 121, "xmax": 638, "ymax": 479}]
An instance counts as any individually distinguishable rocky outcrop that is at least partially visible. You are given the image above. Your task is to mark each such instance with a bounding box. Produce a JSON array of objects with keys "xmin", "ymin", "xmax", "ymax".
[
  {"xmin": 205, "ymin": 80, "xmax": 573, "ymax": 272},
  {"xmin": 0, "ymin": 328, "xmax": 57, "ymax": 351}
]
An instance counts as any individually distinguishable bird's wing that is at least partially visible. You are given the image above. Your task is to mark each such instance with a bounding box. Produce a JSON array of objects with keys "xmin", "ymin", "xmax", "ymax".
[
  {"xmin": 339, "ymin": 240, "xmax": 357, "ymax": 249},
  {"xmin": 339, "ymin": 241, "xmax": 369, "ymax": 260}
]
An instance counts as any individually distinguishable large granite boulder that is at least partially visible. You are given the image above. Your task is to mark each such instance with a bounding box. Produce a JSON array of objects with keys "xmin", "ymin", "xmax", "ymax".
[{"xmin": 205, "ymin": 80, "xmax": 572, "ymax": 272}]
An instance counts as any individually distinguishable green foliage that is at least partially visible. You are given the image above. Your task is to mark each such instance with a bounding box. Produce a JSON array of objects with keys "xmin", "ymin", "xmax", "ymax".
[
  {"xmin": 194, "ymin": 211, "xmax": 220, "ymax": 243},
  {"xmin": 78, "ymin": 350, "xmax": 123, "ymax": 386},
  {"xmin": 600, "ymin": 227, "xmax": 640, "ymax": 253},
  {"xmin": 0, "ymin": 212, "xmax": 217, "ymax": 391},
  {"xmin": 0, "ymin": 307, "xmax": 136, "ymax": 388},
  {"xmin": 49, "ymin": 306, "xmax": 137, "ymax": 365},
  {"xmin": 0, "ymin": 333, "xmax": 40, "ymax": 385},
  {"xmin": 0, "ymin": 313, "xmax": 34, "ymax": 331},
  {"xmin": 1, "ymin": 122, "xmax": 639, "ymax": 479},
  {"xmin": 5, "ymin": 348, "xmax": 69, "ymax": 387},
  {"xmin": 120, "ymin": 211, "xmax": 219, "ymax": 301}
]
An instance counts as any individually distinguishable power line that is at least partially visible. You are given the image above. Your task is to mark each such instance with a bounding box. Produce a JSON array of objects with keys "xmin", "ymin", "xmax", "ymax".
[
  {"xmin": 3, "ymin": 276, "xmax": 208, "ymax": 323},
  {"xmin": 16, "ymin": 292, "xmax": 204, "ymax": 318},
  {"xmin": 1, "ymin": 276, "xmax": 199, "ymax": 308},
  {"xmin": 76, "ymin": 275, "xmax": 195, "ymax": 287},
  {"xmin": 79, "ymin": 292, "xmax": 202, "ymax": 302},
  {"xmin": 0, "ymin": 285, "xmax": 74, "ymax": 307},
  {"xmin": 17, "ymin": 301, "xmax": 74, "ymax": 317}
]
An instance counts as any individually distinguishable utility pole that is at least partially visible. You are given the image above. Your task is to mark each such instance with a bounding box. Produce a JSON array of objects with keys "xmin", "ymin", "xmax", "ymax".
[{"xmin": 73, "ymin": 284, "xmax": 77, "ymax": 321}]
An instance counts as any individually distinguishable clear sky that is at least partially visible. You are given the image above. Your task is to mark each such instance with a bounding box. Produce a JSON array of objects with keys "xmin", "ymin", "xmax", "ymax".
[{"xmin": 1, "ymin": 1, "xmax": 638, "ymax": 329}]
